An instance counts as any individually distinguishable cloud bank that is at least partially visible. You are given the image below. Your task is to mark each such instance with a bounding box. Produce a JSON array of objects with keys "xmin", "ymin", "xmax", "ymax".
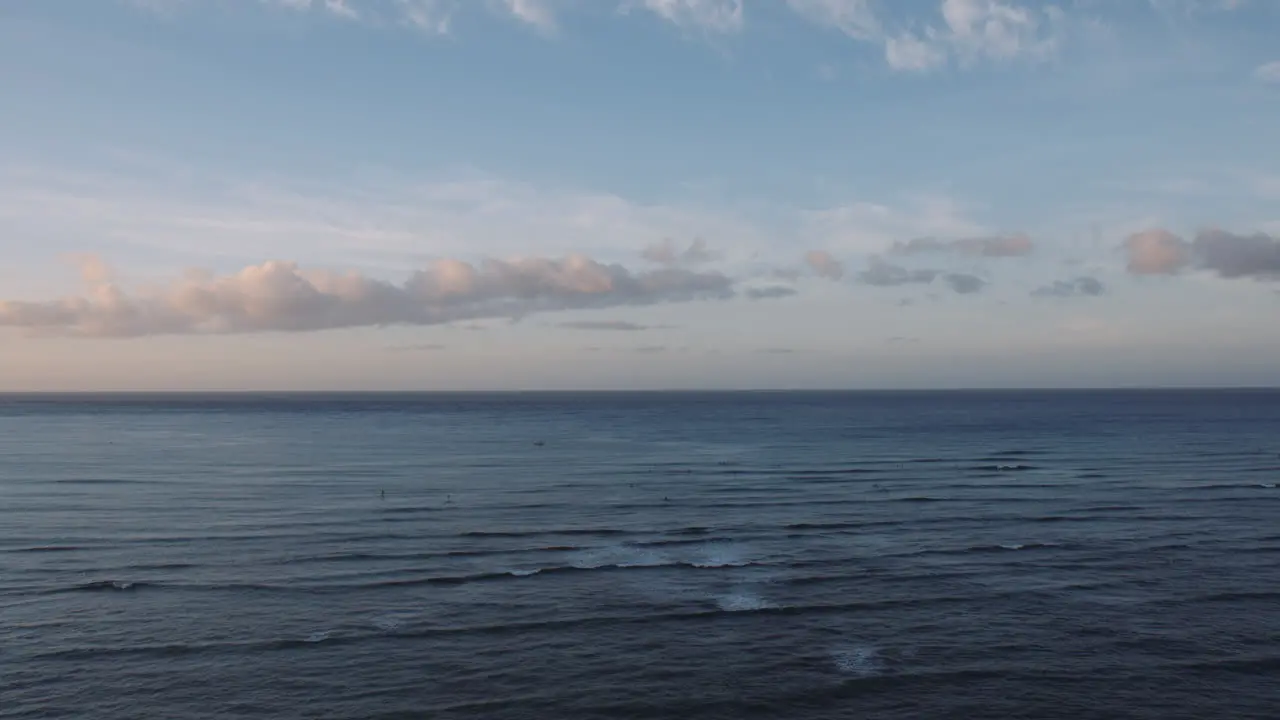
[
  {"xmin": 0, "ymin": 254, "xmax": 734, "ymax": 338},
  {"xmin": 1123, "ymin": 228, "xmax": 1280, "ymax": 280}
]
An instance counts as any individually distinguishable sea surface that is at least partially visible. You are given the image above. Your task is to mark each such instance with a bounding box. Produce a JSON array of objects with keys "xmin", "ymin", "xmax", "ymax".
[{"xmin": 2, "ymin": 390, "xmax": 1280, "ymax": 719}]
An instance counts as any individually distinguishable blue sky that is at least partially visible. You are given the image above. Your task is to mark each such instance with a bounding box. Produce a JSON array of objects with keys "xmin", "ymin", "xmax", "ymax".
[{"xmin": 1, "ymin": 0, "xmax": 1278, "ymax": 390}]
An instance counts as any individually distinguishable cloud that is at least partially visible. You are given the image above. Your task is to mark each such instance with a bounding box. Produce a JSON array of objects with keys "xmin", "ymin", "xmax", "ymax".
[
  {"xmin": 944, "ymin": 273, "xmax": 986, "ymax": 294},
  {"xmin": 1193, "ymin": 229, "xmax": 1280, "ymax": 280},
  {"xmin": 745, "ymin": 285, "xmax": 799, "ymax": 300},
  {"xmin": 386, "ymin": 343, "xmax": 447, "ymax": 352},
  {"xmin": 890, "ymin": 233, "xmax": 1033, "ymax": 257},
  {"xmin": 858, "ymin": 257, "xmax": 939, "ymax": 287},
  {"xmin": 633, "ymin": 345, "xmax": 668, "ymax": 353},
  {"xmin": 1123, "ymin": 228, "xmax": 1280, "ymax": 281},
  {"xmin": 0, "ymin": 253, "xmax": 735, "ymax": 338},
  {"xmin": 884, "ymin": 0, "xmax": 1063, "ymax": 72},
  {"xmin": 804, "ymin": 250, "xmax": 845, "ymax": 280},
  {"xmin": 641, "ymin": 238, "xmax": 715, "ymax": 267},
  {"xmin": 1124, "ymin": 228, "xmax": 1190, "ymax": 275},
  {"xmin": 1032, "ymin": 276, "xmax": 1105, "ymax": 297},
  {"xmin": 857, "ymin": 257, "xmax": 985, "ymax": 293},
  {"xmin": 757, "ymin": 347, "xmax": 795, "ymax": 354},
  {"xmin": 558, "ymin": 320, "xmax": 663, "ymax": 331},
  {"xmin": 397, "ymin": 0, "xmax": 455, "ymax": 34},
  {"xmin": 502, "ymin": 0, "xmax": 557, "ymax": 31},
  {"xmin": 885, "ymin": 31, "xmax": 948, "ymax": 71},
  {"xmin": 785, "ymin": 0, "xmax": 880, "ymax": 41},
  {"xmin": 638, "ymin": 0, "xmax": 744, "ymax": 33},
  {"xmin": 132, "ymin": 0, "xmax": 1075, "ymax": 72},
  {"xmin": 1257, "ymin": 61, "xmax": 1280, "ymax": 84}
]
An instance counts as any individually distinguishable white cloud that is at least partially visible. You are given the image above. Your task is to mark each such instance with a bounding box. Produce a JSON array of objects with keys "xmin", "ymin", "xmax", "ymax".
[
  {"xmin": 1255, "ymin": 61, "xmax": 1280, "ymax": 84},
  {"xmin": 396, "ymin": 0, "xmax": 455, "ymax": 34},
  {"xmin": 638, "ymin": 0, "xmax": 744, "ymax": 33},
  {"xmin": 892, "ymin": 0, "xmax": 1064, "ymax": 72},
  {"xmin": 502, "ymin": 0, "xmax": 558, "ymax": 31},
  {"xmin": 784, "ymin": 0, "xmax": 880, "ymax": 41},
  {"xmin": 885, "ymin": 31, "xmax": 947, "ymax": 71},
  {"xmin": 271, "ymin": 0, "xmax": 360, "ymax": 19}
]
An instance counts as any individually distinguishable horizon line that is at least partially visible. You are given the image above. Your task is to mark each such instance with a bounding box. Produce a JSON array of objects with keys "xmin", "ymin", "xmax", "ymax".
[{"xmin": 2, "ymin": 386, "xmax": 1279, "ymax": 397}]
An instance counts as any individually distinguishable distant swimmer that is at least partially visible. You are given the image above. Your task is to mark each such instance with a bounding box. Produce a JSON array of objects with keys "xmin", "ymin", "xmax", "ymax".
[
  {"xmin": 533, "ymin": 440, "xmax": 545, "ymax": 447},
  {"xmin": 380, "ymin": 489, "xmax": 385, "ymax": 499}
]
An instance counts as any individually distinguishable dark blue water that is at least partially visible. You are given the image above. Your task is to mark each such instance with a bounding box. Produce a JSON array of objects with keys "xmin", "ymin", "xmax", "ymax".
[{"xmin": 3, "ymin": 390, "xmax": 1279, "ymax": 719}]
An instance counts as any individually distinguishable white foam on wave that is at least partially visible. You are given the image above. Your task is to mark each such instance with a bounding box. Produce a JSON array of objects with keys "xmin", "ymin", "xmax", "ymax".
[
  {"xmin": 831, "ymin": 646, "xmax": 881, "ymax": 678},
  {"xmin": 305, "ymin": 631, "xmax": 331, "ymax": 643},
  {"xmin": 1000, "ymin": 543, "xmax": 1025, "ymax": 550},
  {"xmin": 716, "ymin": 590, "xmax": 775, "ymax": 612},
  {"xmin": 508, "ymin": 569, "xmax": 541, "ymax": 577}
]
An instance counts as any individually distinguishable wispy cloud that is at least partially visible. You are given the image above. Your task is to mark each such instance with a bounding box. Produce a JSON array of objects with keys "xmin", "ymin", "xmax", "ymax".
[
  {"xmin": 890, "ymin": 233, "xmax": 1034, "ymax": 257},
  {"xmin": 745, "ymin": 285, "xmax": 799, "ymax": 300},
  {"xmin": 789, "ymin": 0, "xmax": 1065, "ymax": 72},
  {"xmin": 857, "ymin": 257, "xmax": 985, "ymax": 293},
  {"xmin": 1256, "ymin": 61, "xmax": 1280, "ymax": 83},
  {"xmin": 1032, "ymin": 276, "xmax": 1105, "ymax": 297},
  {"xmin": 503, "ymin": 0, "xmax": 558, "ymax": 32},
  {"xmin": 557, "ymin": 320, "xmax": 667, "ymax": 331},
  {"xmin": 386, "ymin": 342, "xmax": 447, "ymax": 352},
  {"xmin": 857, "ymin": 257, "xmax": 939, "ymax": 287},
  {"xmin": 641, "ymin": 238, "xmax": 716, "ymax": 268},
  {"xmin": 633, "ymin": 0, "xmax": 744, "ymax": 33},
  {"xmin": 133, "ymin": 0, "xmax": 1077, "ymax": 71},
  {"xmin": 785, "ymin": 0, "xmax": 880, "ymax": 41},
  {"xmin": 0, "ymin": 253, "xmax": 734, "ymax": 338}
]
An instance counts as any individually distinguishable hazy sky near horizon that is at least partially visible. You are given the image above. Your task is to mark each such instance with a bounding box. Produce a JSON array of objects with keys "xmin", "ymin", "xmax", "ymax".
[{"xmin": 2, "ymin": 0, "xmax": 1279, "ymax": 390}]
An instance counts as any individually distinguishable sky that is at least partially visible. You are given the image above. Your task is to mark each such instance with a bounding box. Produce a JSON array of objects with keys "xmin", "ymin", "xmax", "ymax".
[{"xmin": 1, "ymin": 0, "xmax": 1278, "ymax": 391}]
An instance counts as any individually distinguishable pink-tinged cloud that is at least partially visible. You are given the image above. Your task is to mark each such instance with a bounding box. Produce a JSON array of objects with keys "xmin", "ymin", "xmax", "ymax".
[
  {"xmin": 1124, "ymin": 229, "xmax": 1191, "ymax": 275},
  {"xmin": 0, "ymin": 254, "xmax": 735, "ymax": 338},
  {"xmin": 804, "ymin": 250, "xmax": 845, "ymax": 280},
  {"xmin": 1124, "ymin": 228, "xmax": 1280, "ymax": 280}
]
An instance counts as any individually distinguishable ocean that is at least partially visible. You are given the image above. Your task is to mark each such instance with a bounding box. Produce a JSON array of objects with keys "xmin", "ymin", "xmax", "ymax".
[{"xmin": 2, "ymin": 390, "xmax": 1279, "ymax": 719}]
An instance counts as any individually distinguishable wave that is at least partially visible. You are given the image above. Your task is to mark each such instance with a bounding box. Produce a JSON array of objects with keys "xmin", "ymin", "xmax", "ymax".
[
  {"xmin": 459, "ymin": 528, "xmax": 630, "ymax": 539},
  {"xmin": 967, "ymin": 464, "xmax": 1039, "ymax": 472},
  {"xmin": 831, "ymin": 645, "xmax": 882, "ymax": 678},
  {"xmin": 6, "ymin": 545, "xmax": 84, "ymax": 553},
  {"xmin": 960, "ymin": 542, "xmax": 1065, "ymax": 553},
  {"xmin": 715, "ymin": 591, "xmax": 775, "ymax": 612},
  {"xmin": 63, "ymin": 580, "xmax": 150, "ymax": 592}
]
